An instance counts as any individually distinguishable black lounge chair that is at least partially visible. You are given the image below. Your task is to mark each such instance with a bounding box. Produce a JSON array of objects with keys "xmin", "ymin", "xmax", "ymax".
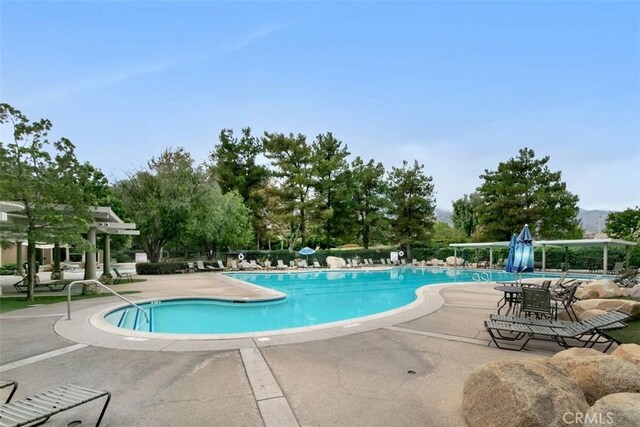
[
  {"xmin": 484, "ymin": 310, "xmax": 629, "ymax": 352},
  {"xmin": 12, "ymin": 274, "xmax": 48, "ymax": 293},
  {"xmin": 0, "ymin": 383, "xmax": 111, "ymax": 427},
  {"xmin": 0, "ymin": 381, "xmax": 17, "ymax": 404},
  {"xmin": 113, "ymin": 267, "xmax": 133, "ymax": 284}
]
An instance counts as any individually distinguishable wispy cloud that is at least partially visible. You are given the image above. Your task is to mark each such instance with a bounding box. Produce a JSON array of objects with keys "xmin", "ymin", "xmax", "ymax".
[{"xmin": 18, "ymin": 23, "xmax": 286, "ymax": 106}]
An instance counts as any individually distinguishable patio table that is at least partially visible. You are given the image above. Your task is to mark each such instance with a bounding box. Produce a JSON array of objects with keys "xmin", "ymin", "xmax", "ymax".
[{"xmin": 494, "ymin": 285, "xmax": 523, "ymax": 316}]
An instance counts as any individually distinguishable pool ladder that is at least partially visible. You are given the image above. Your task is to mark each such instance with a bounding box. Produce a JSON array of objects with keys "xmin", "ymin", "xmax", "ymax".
[
  {"xmin": 472, "ymin": 272, "xmax": 491, "ymax": 283},
  {"xmin": 66, "ymin": 279, "xmax": 149, "ymax": 326}
]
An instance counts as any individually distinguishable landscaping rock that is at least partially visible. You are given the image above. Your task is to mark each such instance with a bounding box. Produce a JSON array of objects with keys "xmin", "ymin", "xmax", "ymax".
[
  {"xmin": 445, "ymin": 256, "xmax": 464, "ymax": 266},
  {"xmin": 575, "ymin": 279, "xmax": 625, "ymax": 300},
  {"xmin": 550, "ymin": 355, "xmax": 640, "ymax": 405},
  {"xmin": 428, "ymin": 258, "xmax": 443, "ymax": 266},
  {"xmin": 550, "ymin": 348, "xmax": 603, "ymax": 362},
  {"xmin": 611, "ymin": 344, "xmax": 640, "ymax": 368},
  {"xmin": 573, "ymin": 299, "xmax": 640, "ymax": 320},
  {"xmin": 463, "ymin": 360, "xmax": 589, "ymax": 427},
  {"xmin": 629, "ymin": 284, "xmax": 640, "ymax": 298},
  {"xmin": 583, "ymin": 393, "xmax": 640, "ymax": 427},
  {"xmin": 325, "ymin": 256, "xmax": 346, "ymax": 269}
]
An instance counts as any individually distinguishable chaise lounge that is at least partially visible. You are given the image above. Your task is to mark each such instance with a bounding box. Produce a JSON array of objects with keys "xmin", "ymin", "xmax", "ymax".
[{"xmin": 0, "ymin": 383, "xmax": 111, "ymax": 427}]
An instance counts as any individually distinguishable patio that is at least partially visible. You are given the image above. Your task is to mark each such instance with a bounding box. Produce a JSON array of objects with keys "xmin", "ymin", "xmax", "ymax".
[{"xmin": 0, "ymin": 274, "xmax": 613, "ymax": 426}]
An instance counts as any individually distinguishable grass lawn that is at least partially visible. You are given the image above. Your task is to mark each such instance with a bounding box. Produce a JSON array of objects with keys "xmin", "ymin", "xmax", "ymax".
[
  {"xmin": 0, "ymin": 291, "xmax": 141, "ymax": 314},
  {"xmin": 605, "ymin": 319, "xmax": 640, "ymax": 345}
]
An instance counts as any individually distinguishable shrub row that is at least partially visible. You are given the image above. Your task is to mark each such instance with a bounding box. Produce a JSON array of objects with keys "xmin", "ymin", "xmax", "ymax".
[{"xmin": 136, "ymin": 262, "xmax": 187, "ymax": 275}]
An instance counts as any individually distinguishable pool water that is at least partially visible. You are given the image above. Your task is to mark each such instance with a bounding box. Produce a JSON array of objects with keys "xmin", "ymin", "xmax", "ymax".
[{"xmin": 103, "ymin": 268, "xmax": 588, "ymax": 335}]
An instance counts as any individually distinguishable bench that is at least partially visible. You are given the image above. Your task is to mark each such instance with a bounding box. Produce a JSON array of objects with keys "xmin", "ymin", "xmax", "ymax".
[{"xmin": 0, "ymin": 383, "xmax": 110, "ymax": 427}]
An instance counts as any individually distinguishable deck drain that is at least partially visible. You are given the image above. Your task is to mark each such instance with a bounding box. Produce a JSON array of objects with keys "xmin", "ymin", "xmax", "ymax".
[{"xmin": 407, "ymin": 370, "xmax": 416, "ymax": 375}]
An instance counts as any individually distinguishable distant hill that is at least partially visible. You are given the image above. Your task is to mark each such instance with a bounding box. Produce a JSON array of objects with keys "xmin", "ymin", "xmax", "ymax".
[{"xmin": 434, "ymin": 207, "xmax": 613, "ymax": 234}]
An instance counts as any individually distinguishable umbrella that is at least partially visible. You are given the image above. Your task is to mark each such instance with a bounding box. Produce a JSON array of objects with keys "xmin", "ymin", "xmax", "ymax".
[
  {"xmin": 512, "ymin": 224, "xmax": 535, "ymax": 274},
  {"xmin": 504, "ymin": 233, "xmax": 517, "ymax": 273},
  {"xmin": 298, "ymin": 247, "xmax": 316, "ymax": 263}
]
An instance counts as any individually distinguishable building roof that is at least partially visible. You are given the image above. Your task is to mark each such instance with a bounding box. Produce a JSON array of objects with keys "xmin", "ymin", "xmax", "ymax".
[{"xmin": 450, "ymin": 238, "xmax": 637, "ymax": 249}]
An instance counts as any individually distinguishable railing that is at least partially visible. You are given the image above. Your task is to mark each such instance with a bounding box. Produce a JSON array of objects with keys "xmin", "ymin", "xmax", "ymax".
[
  {"xmin": 472, "ymin": 272, "xmax": 491, "ymax": 283},
  {"xmin": 66, "ymin": 279, "xmax": 149, "ymax": 323}
]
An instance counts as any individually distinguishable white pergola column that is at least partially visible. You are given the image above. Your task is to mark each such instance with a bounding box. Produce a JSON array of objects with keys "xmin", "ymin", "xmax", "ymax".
[
  {"xmin": 454, "ymin": 247, "xmax": 457, "ymax": 268},
  {"xmin": 84, "ymin": 227, "xmax": 97, "ymax": 280},
  {"xmin": 603, "ymin": 244, "xmax": 608, "ymax": 274},
  {"xmin": 489, "ymin": 247, "xmax": 494, "ymax": 270},
  {"xmin": 542, "ymin": 244, "xmax": 546, "ymax": 272}
]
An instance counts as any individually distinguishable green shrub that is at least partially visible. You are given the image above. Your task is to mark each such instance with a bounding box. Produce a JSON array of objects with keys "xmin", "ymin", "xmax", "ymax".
[
  {"xmin": 136, "ymin": 262, "xmax": 187, "ymax": 275},
  {"xmin": 0, "ymin": 263, "xmax": 17, "ymax": 275}
]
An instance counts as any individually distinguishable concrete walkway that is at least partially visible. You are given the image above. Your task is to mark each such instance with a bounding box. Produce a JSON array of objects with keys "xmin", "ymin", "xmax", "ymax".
[{"xmin": 0, "ymin": 273, "xmax": 604, "ymax": 426}]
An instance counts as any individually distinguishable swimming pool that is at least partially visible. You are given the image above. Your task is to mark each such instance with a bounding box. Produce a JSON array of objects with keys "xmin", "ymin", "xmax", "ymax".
[{"xmin": 103, "ymin": 268, "xmax": 595, "ymax": 335}]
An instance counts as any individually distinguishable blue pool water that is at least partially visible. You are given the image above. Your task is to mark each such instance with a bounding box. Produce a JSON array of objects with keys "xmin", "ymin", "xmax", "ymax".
[{"xmin": 103, "ymin": 268, "xmax": 594, "ymax": 334}]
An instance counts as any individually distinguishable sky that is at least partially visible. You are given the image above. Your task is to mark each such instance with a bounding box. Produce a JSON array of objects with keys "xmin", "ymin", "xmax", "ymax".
[{"xmin": 2, "ymin": 1, "xmax": 639, "ymax": 212}]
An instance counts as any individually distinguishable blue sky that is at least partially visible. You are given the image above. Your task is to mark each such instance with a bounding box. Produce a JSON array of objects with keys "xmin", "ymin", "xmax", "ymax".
[{"xmin": 2, "ymin": 1, "xmax": 639, "ymax": 211}]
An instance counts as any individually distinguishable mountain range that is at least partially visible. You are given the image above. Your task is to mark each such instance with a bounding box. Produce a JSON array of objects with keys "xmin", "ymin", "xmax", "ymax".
[{"xmin": 435, "ymin": 208, "xmax": 612, "ymax": 235}]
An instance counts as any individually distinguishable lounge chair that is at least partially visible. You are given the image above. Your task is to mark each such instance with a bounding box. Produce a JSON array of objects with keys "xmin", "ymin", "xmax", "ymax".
[
  {"xmin": 113, "ymin": 267, "xmax": 133, "ymax": 284},
  {"xmin": 313, "ymin": 261, "xmax": 322, "ymax": 268},
  {"xmin": 0, "ymin": 383, "xmax": 111, "ymax": 427},
  {"xmin": 12, "ymin": 274, "xmax": 47, "ymax": 293},
  {"xmin": 610, "ymin": 262, "xmax": 624, "ymax": 275},
  {"xmin": 298, "ymin": 260, "xmax": 309, "ymax": 268},
  {"xmin": 250, "ymin": 260, "xmax": 261, "ymax": 270},
  {"xmin": 490, "ymin": 312, "xmax": 628, "ymax": 331},
  {"xmin": 196, "ymin": 260, "xmax": 216, "ymax": 272},
  {"xmin": 484, "ymin": 310, "xmax": 629, "ymax": 352},
  {"xmin": 400, "ymin": 259, "xmax": 407, "ymax": 265},
  {"xmin": 277, "ymin": 260, "xmax": 288, "ymax": 270},
  {"xmin": 552, "ymin": 281, "xmax": 581, "ymax": 321},
  {"xmin": 263, "ymin": 260, "xmax": 272, "ymax": 270},
  {"xmin": 217, "ymin": 260, "xmax": 226, "ymax": 270},
  {"xmin": 230, "ymin": 260, "xmax": 239, "ymax": 271},
  {"xmin": 363, "ymin": 259, "xmax": 370, "ymax": 266},
  {"xmin": 613, "ymin": 268, "xmax": 638, "ymax": 288},
  {"xmin": 289, "ymin": 260, "xmax": 296, "ymax": 269},
  {"xmin": 0, "ymin": 380, "xmax": 17, "ymax": 404},
  {"xmin": 368, "ymin": 259, "xmax": 374, "ymax": 266}
]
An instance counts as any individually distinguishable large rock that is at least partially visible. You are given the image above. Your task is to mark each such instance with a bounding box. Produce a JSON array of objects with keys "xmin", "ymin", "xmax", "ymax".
[
  {"xmin": 550, "ymin": 355, "xmax": 640, "ymax": 404},
  {"xmin": 445, "ymin": 256, "xmax": 464, "ymax": 266},
  {"xmin": 583, "ymin": 393, "xmax": 640, "ymax": 427},
  {"xmin": 428, "ymin": 258, "xmax": 443, "ymax": 266},
  {"xmin": 629, "ymin": 284, "xmax": 640, "ymax": 298},
  {"xmin": 573, "ymin": 299, "xmax": 640, "ymax": 320},
  {"xmin": 575, "ymin": 279, "xmax": 626, "ymax": 300},
  {"xmin": 463, "ymin": 360, "xmax": 589, "ymax": 427},
  {"xmin": 550, "ymin": 348, "xmax": 604, "ymax": 362},
  {"xmin": 611, "ymin": 344, "xmax": 640, "ymax": 368},
  {"xmin": 325, "ymin": 256, "xmax": 346, "ymax": 269}
]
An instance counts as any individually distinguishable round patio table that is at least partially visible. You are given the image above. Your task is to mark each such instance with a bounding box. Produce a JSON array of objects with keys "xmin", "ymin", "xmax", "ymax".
[{"xmin": 494, "ymin": 285, "xmax": 523, "ymax": 316}]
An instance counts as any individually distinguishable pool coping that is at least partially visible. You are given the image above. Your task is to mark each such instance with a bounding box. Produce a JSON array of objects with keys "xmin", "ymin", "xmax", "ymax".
[{"xmin": 54, "ymin": 281, "xmax": 478, "ymax": 351}]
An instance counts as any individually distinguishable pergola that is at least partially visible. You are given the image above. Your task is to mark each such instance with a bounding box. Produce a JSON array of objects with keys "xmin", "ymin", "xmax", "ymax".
[
  {"xmin": 450, "ymin": 238, "xmax": 637, "ymax": 272},
  {"xmin": 0, "ymin": 201, "xmax": 139, "ymax": 280}
]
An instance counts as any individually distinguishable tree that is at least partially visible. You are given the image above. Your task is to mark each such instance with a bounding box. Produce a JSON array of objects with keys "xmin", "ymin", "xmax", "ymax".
[
  {"xmin": 310, "ymin": 132, "xmax": 353, "ymax": 248},
  {"xmin": 476, "ymin": 147, "xmax": 581, "ymax": 241},
  {"xmin": 262, "ymin": 132, "xmax": 313, "ymax": 249},
  {"xmin": 208, "ymin": 128, "xmax": 269, "ymax": 247},
  {"xmin": 351, "ymin": 156, "xmax": 390, "ymax": 248},
  {"xmin": 431, "ymin": 221, "xmax": 466, "ymax": 247},
  {"xmin": 605, "ymin": 207, "xmax": 640, "ymax": 241},
  {"xmin": 114, "ymin": 148, "xmax": 202, "ymax": 262},
  {"xmin": 387, "ymin": 160, "xmax": 436, "ymax": 259},
  {"xmin": 0, "ymin": 104, "xmax": 95, "ymax": 301},
  {"xmin": 451, "ymin": 193, "xmax": 480, "ymax": 238},
  {"xmin": 184, "ymin": 185, "xmax": 253, "ymax": 257}
]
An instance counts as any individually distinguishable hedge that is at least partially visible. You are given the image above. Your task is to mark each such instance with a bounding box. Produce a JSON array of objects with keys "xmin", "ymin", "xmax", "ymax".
[{"xmin": 136, "ymin": 262, "xmax": 188, "ymax": 275}]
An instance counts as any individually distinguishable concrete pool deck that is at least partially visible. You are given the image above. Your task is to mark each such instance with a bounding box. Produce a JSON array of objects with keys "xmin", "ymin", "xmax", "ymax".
[{"xmin": 0, "ymin": 272, "xmax": 615, "ymax": 426}]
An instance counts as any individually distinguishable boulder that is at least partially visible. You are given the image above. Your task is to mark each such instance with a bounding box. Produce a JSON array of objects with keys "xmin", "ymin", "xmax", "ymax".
[
  {"xmin": 629, "ymin": 284, "xmax": 640, "ymax": 299},
  {"xmin": 583, "ymin": 393, "xmax": 640, "ymax": 427},
  {"xmin": 611, "ymin": 344, "xmax": 640, "ymax": 368},
  {"xmin": 550, "ymin": 355, "xmax": 640, "ymax": 404},
  {"xmin": 463, "ymin": 360, "xmax": 589, "ymax": 427},
  {"xmin": 573, "ymin": 299, "xmax": 640, "ymax": 320},
  {"xmin": 445, "ymin": 256, "xmax": 464, "ymax": 266},
  {"xmin": 550, "ymin": 348, "xmax": 604, "ymax": 362},
  {"xmin": 429, "ymin": 258, "xmax": 443, "ymax": 267},
  {"xmin": 575, "ymin": 279, "xmax": 625, "ymax": 300},
  {"xmin": 325, "ymin": 256, "xmax": 346, "ymax": 269}
]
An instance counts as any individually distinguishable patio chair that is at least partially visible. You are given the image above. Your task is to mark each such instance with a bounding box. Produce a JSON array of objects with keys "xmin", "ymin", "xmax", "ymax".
[
  {"xmin": 277, "ymin": 260, "xmax": 288, "ymax": 270},
  {"xmin": 113, "ymin": 267, "xmax": 133, "ymax": 284},
  {"xmin": 380, "ymin": 259, "xmax": 387, "ymax": 265},
  {"xmin": 216, "ymin": 260, "xmax": 226, "ymax": 270},
  {"xmin": 299, "ymin": 259, "xmax": 309, "ymax": 268},
  {"xmin": 0, "ymin": 383, "xmax": 111, "ymax": 427},
  {"xmin": 289, "ymin": 260, "xmax": 296, "ymax": 269},
  {"xmin": 230, "ymin": 260, "xmax": 239, "ymax": 271},
  {"xmin": 313, "ymin": 260, "xmax": 322, "ymax": 268},
  {"xmin": 520, "ymin": 287, "xmax": 553, "ymax": 319},
  {"xmin": 400, "ymin": 259, "xmax": 407, "ymax": 265},
  {"xmin": 12, "ymin": 274, "xmax": 45, "ymax": 293},
  {"xmin": 610, "ymin": 262, "xmax": 624, "ymax": 275},
  {"xmin": 368, "ymin": 259, "xmax": 374, "ymax": 266},
  {"xmin": 552, "ymin": 281, "xmax": 581, "ymax": 321},
  {"xmin": 263, "ymin": 260, "xmax": 272, "ymax": 270},
  {"xmin": 484, "ymin": 310, "xmax": 629, "ymax": 352},
  {"xmin": 0, "ymin": 380, "xmax": 17, "ymax": 404},
  {"xmin": 196, "ymin": 260, "xmax": 216, "ymax": 272},
  {"xmin": 250, "ymin": 260, "xmax": 261, "ymax": 270}
]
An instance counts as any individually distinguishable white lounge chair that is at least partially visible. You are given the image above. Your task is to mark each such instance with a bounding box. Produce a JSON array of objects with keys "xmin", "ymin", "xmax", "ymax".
[{"xmin": 277, "ymin": 260, "xmax": 288, "ymax": 270}]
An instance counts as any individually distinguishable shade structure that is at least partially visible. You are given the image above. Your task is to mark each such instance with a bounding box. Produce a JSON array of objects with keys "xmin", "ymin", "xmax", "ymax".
[
  {"xmin": 298, "ymin": 247, "xmax": 316, "ymax": 256},
  {"xmin": 504, "ymin": 234, "xmax": 517, "ymax": 273},
  {"xmin": 512, "ymin": 224, "xmax": 534, "ymax": 273}
]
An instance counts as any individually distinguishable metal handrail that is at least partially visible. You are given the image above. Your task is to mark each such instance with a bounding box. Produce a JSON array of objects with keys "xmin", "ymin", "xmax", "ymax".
[{"xmin": 66, "ymin": 279, "xmax": 149, "ymax": 323}]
